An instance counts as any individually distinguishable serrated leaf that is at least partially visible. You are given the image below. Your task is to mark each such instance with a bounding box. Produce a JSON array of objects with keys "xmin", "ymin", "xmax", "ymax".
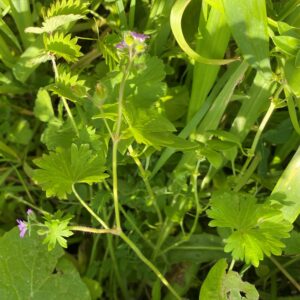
[
  {"xmin": 207, "ymin": 191, "xmax": 292, "ymax": 267},
  {"xmin": 125, "ymin": 104, "xmax": 198, "ymax": 150},
  {"xmin": 44, "ymin": 32, "xmax": 83, "ymax": 62},
  {"xmin": 41, "ymin": 118, "xmax": 107, "ymax": 156},
  {"xmin": 97, "ymin": 33, "xmax": 120, "ymax": 70},
  {"xmin": 128, "ymin": 56, "xmax": 167, "ymax": 107},
  {"xmin": 32, "ymin": 144, "xmax": 108, "ymax": 199},
  {"xmin": 44, "ymin": 0, "xmax": 89, "ymax": 18},
  {"xmin": 47, "ymin": 66, "xmax": 88, "ymax": 103},
  {"xmin": 0, "ymin": 228, "xmax": 91, "ymax": 300},
  {"xmin": 25, "ymin": 14, "xmax": 84, "ymax": 34}
]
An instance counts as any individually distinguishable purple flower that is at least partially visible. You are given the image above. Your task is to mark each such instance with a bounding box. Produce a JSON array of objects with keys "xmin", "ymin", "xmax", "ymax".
[
  {"xmin": 27, "ymin": 208, "xmax": 33, "ymax": 215},
  {"xmin": 16, "ymin": 219, "xmax": 27, "ymax": 238},
  {"xmin": 130, "ymin": 32, "xmax": 149, "ymax": 42},
  {"xmin": 116, "ymin": 40, "xmax": 127, "ymax": 49}
]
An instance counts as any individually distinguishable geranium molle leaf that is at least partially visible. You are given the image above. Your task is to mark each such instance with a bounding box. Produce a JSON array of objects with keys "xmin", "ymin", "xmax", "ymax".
[
  {"xmin": 207, "ymin": 191, "xmax": 292, "ymax": 267},
  {"xmin": 32, "ymin": 144, "xmax": 108, "ymax": 199}
]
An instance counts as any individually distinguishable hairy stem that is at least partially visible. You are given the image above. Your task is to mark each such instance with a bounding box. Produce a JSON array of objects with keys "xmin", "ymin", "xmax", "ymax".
[
  {"xmin": 72, "ymin": 185, "xmax": 109, "ymax": 229},
  {"xmin": 128, "ymin": 145, "xmax": 162, "ymax": 224},
  {"xmin": 269, "ymin": 256, "xmax": 300, "ymax": 293},
  {"xmin": 51, "ymin": 55, "xmax": 79, "ymax": 136},
  {"xmin": 70, "ymin": 226, "xmax": 120, "ymax": 235},
  {"xmin": 112, "ymin": 55, "xmax": 133, "ymax": 230}
]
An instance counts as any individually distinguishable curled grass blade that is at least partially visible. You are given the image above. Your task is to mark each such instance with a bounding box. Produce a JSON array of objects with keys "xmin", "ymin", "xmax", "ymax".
[{"xmin": 170, "ymin": 0, "xmax": 237, "ymax": 65}]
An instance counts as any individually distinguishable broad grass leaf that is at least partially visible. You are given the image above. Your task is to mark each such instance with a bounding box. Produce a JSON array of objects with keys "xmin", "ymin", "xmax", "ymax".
[
  {"xmin": 222, "ymin": 0, "xmax": 271, "ymax": 74},
  {"xmin": 32, "ymin": 144, "xmax": 108, "ymax": 199},
  {"xmin": 271, "ymin": 147, "xmax": 300, "ymax": 223},
  {"xmin": 0, "ymin": 228, "xmax": 90, "ymax": 300},
  {"xmin": 0, "ymin": 18, "xmax": 21, "ymax": 51},
  {"xmin": 199, "ymin": 259, "xmax": 227, "ymax": 300},
  {"xmin": 272, "ymin": 35, "xmax": 300, "ymax": 56},
  {"xmin": 284, "ymin": 58, "xmax": 300, "ymax": 97}
]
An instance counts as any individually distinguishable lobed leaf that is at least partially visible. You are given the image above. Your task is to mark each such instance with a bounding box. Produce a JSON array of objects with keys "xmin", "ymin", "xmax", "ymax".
[
  {"xmin": 207, "ymin": 191, "xmax": 292, "ymax": 267},
  {"xmin": 44, "ymin": 32, "xmax": 83, "ymax": 62},
  {"xmin": 32, "ymin": 144, "xmax": 108, "ymax": 199},
  {"xmin": 43, "ymin": 0, "xmax": 89, "ymax": 19},
  {"xmin": 25, "ymin": 14, "xmax": 84, "ymax": 34}
]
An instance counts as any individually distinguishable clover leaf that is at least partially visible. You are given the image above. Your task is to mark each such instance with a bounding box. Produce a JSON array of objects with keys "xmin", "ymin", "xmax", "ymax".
[
  {"xmin": 207, "ymin": 191, "xmax": 292, "ymax": 267},
  {"xmin": 32, "ymin": 144, "xmax": 108, "ymax": 199}
]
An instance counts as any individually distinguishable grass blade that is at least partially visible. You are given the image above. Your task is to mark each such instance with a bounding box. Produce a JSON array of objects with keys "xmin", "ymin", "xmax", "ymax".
[
  {"xmin": 187, "ymin": 4, "xmax": 231, "ymax": 120},
  {"xmin": 271, "ymin": 147, "xmax": 300, "ymax": 223},
  {"xmin": 222, "ymin": 0, "xmax": 271, "ymax": 74},
  {"xmin": 170, "ymin": 0, "xmax": 236, "ymax": 65},
  {"xmin": 8, "ymin": 0, "xmax": 33, "ymax": 48}
]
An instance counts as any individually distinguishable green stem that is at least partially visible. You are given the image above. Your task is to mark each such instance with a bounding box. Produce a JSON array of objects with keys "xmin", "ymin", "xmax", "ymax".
[
  {"xmin": 120, "ymin": 206, "xmax": 155, "ymax": 249},
  {"xmin": 234, "ymin": 154, "xmax": 261, "ymax": 192},
  {"xmin": 190, "ymin": 160, "xmax": 201, "ymax": 234},
  {"xmin": 107, "ymin": 234, "xmax": 129, "ymax": 299},
  {"xmin": 70, "ymin": 225, "xmax": 120, "ymax": 235},
  {"xmin": 12, "ymin": 165, "xmax": 34, "ymax": 204},
  {"xmin": 240, "ymin": 100, "xmax": 276, "ymax": 174},
  {"xmin": 72, "ymin": 185, "xmax": 109, "ymax": 229},
  {"xmin": 152, "ymin": 217, "xmax": 173, "ymax": 260},
  {"xmin": 229, "ymin": 259, "xmax": 235, "ymax": 271},
  {"xmin": 128, "ymin": 145, "xmax": 162, "ymax": 224},
  {"xmin": 120, "ymin": 232, "xmax": 181, "ymax": 300},
  {"xmin": 269, "ymin": 256, "xmax": 300, "ymax": 293},
  {"xmin": 7, "ymin": 193, "xmax": 47, "ymax": 215},
  {"xmin": 50, "ymin": 55, "xmax": 79, "ymax": 136},
  {"xmin": 112, "ymin": 56, "xmax": 133, "ymax": 230}
]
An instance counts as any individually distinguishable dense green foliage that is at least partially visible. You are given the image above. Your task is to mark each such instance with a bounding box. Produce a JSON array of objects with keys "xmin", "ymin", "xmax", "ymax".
[{"xmin": 0, "ymin": 0, "xmax": 300, "ymax": 299}]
